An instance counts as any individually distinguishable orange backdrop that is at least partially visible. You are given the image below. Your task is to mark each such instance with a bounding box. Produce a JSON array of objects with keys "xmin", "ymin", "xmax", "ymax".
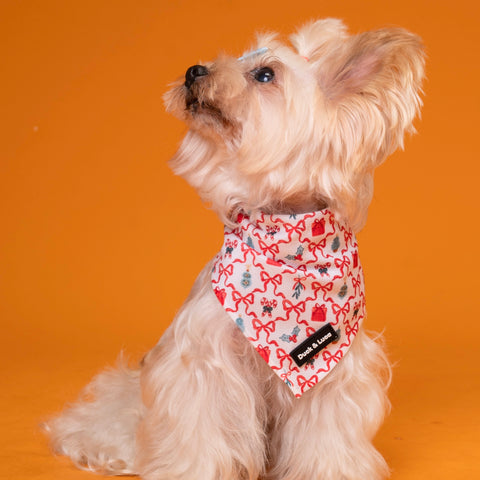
[{"xmin": 1, "ymin": 1, "xmax": 479, "ymax": 479}]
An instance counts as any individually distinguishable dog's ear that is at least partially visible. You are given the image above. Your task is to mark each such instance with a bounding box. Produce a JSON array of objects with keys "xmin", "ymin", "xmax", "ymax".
[
  {"xmin": 290, "ymin": 18, "xmax": 349, "ymax": 61},
  {"xmin": 317, "ymin": 27, "xmax": 425, "ymax": 162},
  {"xmin": 292, "ymin": 21, "xmax": 425, "ymax": 162},
  {"xmin": 318, "ymin": 28, "xmax": 425, "ymax": 104}
]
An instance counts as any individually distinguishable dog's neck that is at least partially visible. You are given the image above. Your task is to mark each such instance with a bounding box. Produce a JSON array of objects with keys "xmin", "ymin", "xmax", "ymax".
[{"xmin": 231, "ymin": 199, "xmax": 329, "ymax": 224}]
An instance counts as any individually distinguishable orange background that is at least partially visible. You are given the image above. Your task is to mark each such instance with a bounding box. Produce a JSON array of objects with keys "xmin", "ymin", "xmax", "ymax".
[{"xmin": 1, "ymin": 1, "xmax": 479, "ymax": 479}]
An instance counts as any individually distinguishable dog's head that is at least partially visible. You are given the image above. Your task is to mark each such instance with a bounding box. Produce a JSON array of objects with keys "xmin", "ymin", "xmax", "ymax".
[{"xmin": 164, "ymin": 19, "xmax": 425, "ymax": 231}]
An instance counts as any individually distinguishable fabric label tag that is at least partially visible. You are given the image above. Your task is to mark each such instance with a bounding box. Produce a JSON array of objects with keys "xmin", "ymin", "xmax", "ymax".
[{"xmin": 290, "ymin": 324, "xmax": 339, "ymax": 367}]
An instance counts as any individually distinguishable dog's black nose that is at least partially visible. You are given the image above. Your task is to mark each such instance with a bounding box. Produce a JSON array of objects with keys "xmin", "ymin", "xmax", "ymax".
[{"xmin": 185, "ymin": 65, "xmax": 209, "ymax": 88}]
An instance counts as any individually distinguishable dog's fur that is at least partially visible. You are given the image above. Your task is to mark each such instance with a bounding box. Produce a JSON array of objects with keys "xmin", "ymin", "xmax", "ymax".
[{"xmin": 44, "ymin": 19, "xmax": 425, "ymax": 480}]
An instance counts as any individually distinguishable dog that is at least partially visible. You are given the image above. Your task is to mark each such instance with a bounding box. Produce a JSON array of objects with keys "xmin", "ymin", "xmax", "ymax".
[{"xmin": 44, "ymin": 19, "xmax": 425, "ymax": 480}]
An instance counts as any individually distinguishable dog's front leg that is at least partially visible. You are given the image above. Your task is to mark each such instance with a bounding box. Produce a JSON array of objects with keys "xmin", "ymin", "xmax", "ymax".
[
  {"xmin": 267, "ymin": 330, "xmax": 391, "ymax": 480},
  {"xmin": 135, "ymin": 263, "xmax": 267, "ymax": 480}
]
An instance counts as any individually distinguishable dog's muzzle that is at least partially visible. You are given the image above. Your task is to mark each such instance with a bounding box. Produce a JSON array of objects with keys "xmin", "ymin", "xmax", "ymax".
[{"xmin": 184, "ymin": 64, "xmax": 209, "ymax": 88}]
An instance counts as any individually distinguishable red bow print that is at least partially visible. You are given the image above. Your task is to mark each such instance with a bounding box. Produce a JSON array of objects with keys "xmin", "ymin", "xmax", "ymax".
[
  {"xmin": 231, "ymin": 290, "xmax": 255, "ymax": 310},
  {"xmin": 297, "ymin": 374, "xmax": 319, "ymax": 393},
  {"xmin": 276, "ymin": 348, "xmax": 297, "ymax": 371},
  {"xmin": 282, "ymin": 299, "xmax": 306, "ymax": 319},
  {"xmin": 216, "ymin": 263, "xmax": 233, "ymax": 280},
  {"xmin": 343, "ymin": 230, "xmax": 353, "ymax": 247},
  {"xmin": 258, "ymin": 239, "xmax": 280, "ymax": 257},
  {"xmin": 249, "ymin": 318, "xmax": 278, "ymax": 346},
  {"xmin": 334, "ymin": 255, "xmax": 351, "ymax": 276},
  {"xmin": 351, "ymin": 273, "xmax": 363, "ymax": 296},
  {"xmin": 345, "ymin": 322, "xmax": 359, "ymax": 339},
  {"xmin": 259, "ymin": 270, "xmax": 283, "ymax": 290},
  {"xmin": 283, "ymin": 220, "xmax": 307, "ymax": 241},
  {"xmin": 322, "ymin": 349, "xmax": 343, "ymax": 367},
  {"xmin": 311, "ymin": 280, "xmax": 334, "ymax": 301},
  {"xmin": 332, "ymin": 301, "xmax": 351, "ymax": 323}
]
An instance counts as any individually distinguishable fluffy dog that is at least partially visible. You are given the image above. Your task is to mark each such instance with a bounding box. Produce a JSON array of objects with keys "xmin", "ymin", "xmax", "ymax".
[{"xmin": 44, "ymin": 19, "xmax": 425, "ymax": 480}]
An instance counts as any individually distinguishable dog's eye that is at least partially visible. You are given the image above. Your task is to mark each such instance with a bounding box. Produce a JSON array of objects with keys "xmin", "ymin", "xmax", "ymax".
[{"xmin": 253, "ymin": 67, "xmax": 275, "ymax": 83}]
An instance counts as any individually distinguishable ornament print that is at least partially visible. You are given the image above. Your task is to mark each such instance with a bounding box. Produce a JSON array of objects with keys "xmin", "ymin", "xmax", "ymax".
[
  {"xmin": 211, "ymin": 209, "xmax": 366, "ymax": 398},
  {"xmin": 241, "ymin": 269, "xmax": 252, "ymax": 288}
]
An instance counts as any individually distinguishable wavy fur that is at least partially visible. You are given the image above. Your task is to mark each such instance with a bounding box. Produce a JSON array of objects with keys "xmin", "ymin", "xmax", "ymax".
[{"xmin": 44, "ymin": 19, "xmax": 424, "ymax": 480}]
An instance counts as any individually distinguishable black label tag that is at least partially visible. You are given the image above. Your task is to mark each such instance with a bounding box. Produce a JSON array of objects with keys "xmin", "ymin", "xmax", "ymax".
[{"xmin": 290, "ymin": 323, "xmax": 339, "ymax": 367}]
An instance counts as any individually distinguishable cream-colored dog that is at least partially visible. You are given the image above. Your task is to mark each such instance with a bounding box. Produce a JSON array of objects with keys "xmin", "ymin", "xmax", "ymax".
[{"xmin": 45, "ymin": 19, "xmax": 425, "ymax": 480}]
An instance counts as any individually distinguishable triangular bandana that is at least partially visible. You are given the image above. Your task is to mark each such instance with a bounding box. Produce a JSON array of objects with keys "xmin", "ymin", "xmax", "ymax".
[{"xmin": 211, "ymin": 210, "xmax": 366, "ymax": 397}]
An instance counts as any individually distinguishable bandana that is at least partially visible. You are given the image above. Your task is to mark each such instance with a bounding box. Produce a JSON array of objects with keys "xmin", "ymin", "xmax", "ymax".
[{"xmin": 211, "ymin": 210, "xmax": 365, "ymax": 397}]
